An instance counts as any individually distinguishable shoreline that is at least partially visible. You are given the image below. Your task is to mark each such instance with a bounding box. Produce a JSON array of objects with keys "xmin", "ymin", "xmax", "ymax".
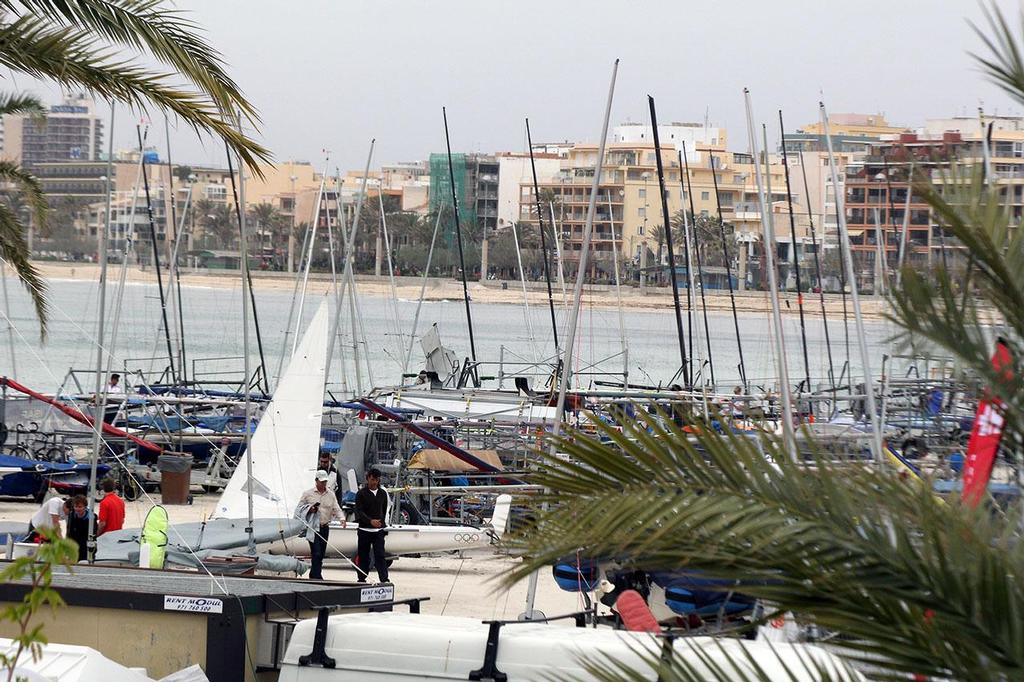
[{"xmin": 36, "ymin": 261, "xmax": 896, "ymax": 319}]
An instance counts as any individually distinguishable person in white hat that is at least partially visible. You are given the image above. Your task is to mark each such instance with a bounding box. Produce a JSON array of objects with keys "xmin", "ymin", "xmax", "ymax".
[{"xmin": 298, "ymin": 469, "xmax": 346, "ymax": 579}]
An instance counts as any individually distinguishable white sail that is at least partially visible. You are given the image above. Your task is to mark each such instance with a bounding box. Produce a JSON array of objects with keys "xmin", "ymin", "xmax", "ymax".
[{"xmin": 215, "ymin": 300, "xmax": 329, "ymax": 520}]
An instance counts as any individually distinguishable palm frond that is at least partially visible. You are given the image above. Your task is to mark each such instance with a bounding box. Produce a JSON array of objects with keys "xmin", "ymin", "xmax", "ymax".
[
  {"xmin": 0, "ymin": 14, "xmax": 270, "ymax": 173},
  {"xmin": 0, "ymin": 160, "xmax": 48, "ymax": 231},
  {"xmin": 0, "ymin": 201, "xmax": 46, "ymax": 338},
  {"xmin": 4, "ymin": 0, "xmax": 258, "ymax": 123},
  {"xmin": 0, "ymin": 91, "xmax": 42, "ymax": 117},
  {"xmin": 507, "ymin": 410, "xmax": 1024, "ymax": 680},
  {"xmin": 969, "ymin": 3, "xmax": 1024, "ymax": 108}
]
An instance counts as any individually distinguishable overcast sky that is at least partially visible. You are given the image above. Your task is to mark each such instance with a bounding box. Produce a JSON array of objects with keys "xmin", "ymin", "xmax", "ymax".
[{"xmin": 31, "ymin": 1, "xmax": 1024, "ymax": 171}]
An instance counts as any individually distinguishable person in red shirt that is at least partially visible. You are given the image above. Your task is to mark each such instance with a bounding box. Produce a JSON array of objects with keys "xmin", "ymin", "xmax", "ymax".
[{"xmin": 97, "ymin": 477, "xmax": 125, "ymax": 535}]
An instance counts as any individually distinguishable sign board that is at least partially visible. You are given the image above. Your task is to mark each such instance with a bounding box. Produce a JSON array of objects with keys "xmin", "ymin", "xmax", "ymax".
[
  {"xmin": 360, "ymin": 585, "xmax": 394, "ymax": 604},
  {"xmin": 163, "ymin": 595, "xmax": 224, "ymax": 614}
]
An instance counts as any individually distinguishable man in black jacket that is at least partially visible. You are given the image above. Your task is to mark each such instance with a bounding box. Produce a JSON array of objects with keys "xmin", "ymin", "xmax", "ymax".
[{"xmin": 354, "ymin": 467, "xmax": 389, "ymax": 583}]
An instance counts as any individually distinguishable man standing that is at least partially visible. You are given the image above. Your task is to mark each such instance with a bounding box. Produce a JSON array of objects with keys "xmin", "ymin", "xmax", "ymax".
[
  {"xmin": 297, "ymin": 470, "xmax": 345, "ymax": 580},
  {"xmin": 65, "ymin": 494, "xmax": 91, "ymax": 561},
  {"xmin": 317, "ymin": 451, "xmax": 341, "ymax": 505},
  {"xmin": 355, "ymin": 467, "xmax": 389, "ymax": 583},
  {"xmin": 97, "ymin": 477, "xmax": 125, "ymax": 535}
]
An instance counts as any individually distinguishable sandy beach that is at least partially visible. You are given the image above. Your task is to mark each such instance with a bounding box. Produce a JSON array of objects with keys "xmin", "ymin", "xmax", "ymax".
[
  {"xmin": 0, "ymin": 491, "xmax": 580, "ymax": 622},
  {"xmin": 36, "ymin": 261, "xmax": 896, "ymax": 319}
]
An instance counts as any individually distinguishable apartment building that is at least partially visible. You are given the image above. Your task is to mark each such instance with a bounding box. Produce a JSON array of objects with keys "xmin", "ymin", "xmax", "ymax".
[{"xmin": 2, "ymin": 94, "xmax": 104, "ymax": 168}]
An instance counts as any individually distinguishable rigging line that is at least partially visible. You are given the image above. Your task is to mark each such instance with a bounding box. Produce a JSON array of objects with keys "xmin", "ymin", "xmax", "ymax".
[
  {"xmin": 525, "ymin": 118, "xmax": 560, "ymax": 355},
  {"xmin": 403, "ymin": 202, "xmax": 443, "ymax": 377},
  {"xmin": 605, "ymin": 193, "xmax": 629, "ymax": 385},
  {"xmin": 680, "ymin": 148, "xmax": 716, "ymax": 388},
  {"xmin": 797, "ymin": 143, "xmax": 837, "ymax": 401},
  {"xmin": 648, "ymin": 95, "xmax": 689, "ymax": 389},
  {"xmin": 276, "ymin": 204, "xmax": 315, "ymax": 385},
  {"xmin": 225, "ymin": 142, "xmax": 269, "ymax": 396},
  {"xmin": 323, "ymin": 175, "xmax": 347, "ymax": 391},
  {"xmin": 510, "ymin": 219, "xmax": 541, "ymax": 366},
  {"xmin": 294, "ymin": 157, "xmax": 329, "ymax": 357},
  {"xmin": 378, "ymin": 189, "xmax": 405, "ymax": 375},
  {"xmin": 327, "ymin": 141, "xmax": 374, "ymax": 384},
  {"xmin": 136, "ymin": 126, "xmax": 177, "ymax": 385},
  {"xmin": 329, "ymin": 177, "xmax": 349, "ymax": 395},
  {"xmin": 441, "ymin": 108, "xmax": 479, "ymax": 386},
  {"xmin": 778, "ymin": 111, "xmax": 812, "ymax": 395}
]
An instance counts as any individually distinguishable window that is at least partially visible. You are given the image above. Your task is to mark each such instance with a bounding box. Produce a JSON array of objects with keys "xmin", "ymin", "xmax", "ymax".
[
  {"xmin": 733, "ymin": 174, "xmax": 743, "ymax": 185},
  {"xmin": 701, "ymin": 191, "xmax": 710, "ymax": 201},
  {"xmin": 638, "ymin": 188, "xmax": 646, "ymax": 198},
  {"xmin": 638, "ymin": 225, "xmax": 645, "ymax": 235},
  {"xmin": 637, "ymin": 207, "xmax": 646, "ymax": 217}
]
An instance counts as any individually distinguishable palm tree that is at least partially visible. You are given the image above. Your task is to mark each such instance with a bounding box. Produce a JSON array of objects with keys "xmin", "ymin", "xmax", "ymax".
[
  {"xmin": 0, "ymin": 0, "xmax": 271, "ymax": 336},
  {"xmin": 199, "ymin": 203, "xmax": 235, "ymax": 250},
  {"xmin": 249, "ymin": 202, "xmax": 281, "ymax": 254},
  {"xmin": 507, "ymin": 6, "xmax": 1024, "ymax": 680}
]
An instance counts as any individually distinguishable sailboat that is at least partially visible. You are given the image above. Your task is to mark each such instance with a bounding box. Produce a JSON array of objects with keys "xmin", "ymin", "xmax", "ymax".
[{"xmin": 214, "ymin": 300, "xmax": 513, "ymax": 560}]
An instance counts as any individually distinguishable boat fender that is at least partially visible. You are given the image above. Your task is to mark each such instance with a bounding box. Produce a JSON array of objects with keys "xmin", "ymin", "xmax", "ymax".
[
  {"xmin": 297, "ymin": 608, "xmax": 336, "ymax": 669},
  {"xmin": 468, "ymin": 620, "xmax": 507, "ymax": 682}
]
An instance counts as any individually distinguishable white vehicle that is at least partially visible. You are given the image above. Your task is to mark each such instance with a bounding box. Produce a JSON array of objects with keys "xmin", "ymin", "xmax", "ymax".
[{"xmin": 278, "ymin": 612, "xmax": 864, "ymax": 681}]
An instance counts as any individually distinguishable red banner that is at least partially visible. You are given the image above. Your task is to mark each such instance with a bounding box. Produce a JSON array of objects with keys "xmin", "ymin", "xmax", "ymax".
[{"xmin": 962, "ymin": 339, "xmax": 1013, "ymax": 507}]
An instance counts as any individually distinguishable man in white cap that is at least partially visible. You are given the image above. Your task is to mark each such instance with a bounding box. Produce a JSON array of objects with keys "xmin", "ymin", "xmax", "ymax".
[{"xmin": 298, "ymin": 470, "xmax": 346, "ymax": 579}]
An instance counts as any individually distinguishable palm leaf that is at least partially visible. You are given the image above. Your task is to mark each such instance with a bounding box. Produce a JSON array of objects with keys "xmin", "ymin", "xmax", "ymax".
[
  {"xmin": 4, "ymin": 0, "xmax": 258, "ymax": 123},
  {"xmin": 0, "ymin": 14, "xmax": 270, "ymax": 173},
  {"xmin": 506, "ymin": 410, "xmax": 1024, "ymax": 680},
  {"xmin": 0, "ymin": 201, "xmax": 46, "ymax": 338},
  {"xmin": 0, "ymin": 91, "xmax": 43, "ymax": 117}
]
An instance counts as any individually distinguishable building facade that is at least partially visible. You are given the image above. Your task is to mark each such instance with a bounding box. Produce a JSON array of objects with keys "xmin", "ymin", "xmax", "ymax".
[{"xmin": 2, "ymin": 95, "xmax": 104, "ymax": 168}]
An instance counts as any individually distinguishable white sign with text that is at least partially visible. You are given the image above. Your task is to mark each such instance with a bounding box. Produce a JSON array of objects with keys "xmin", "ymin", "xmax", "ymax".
[
  {"xmin": 163, "ymin": 595, "xmax": 224, "ymax": 614},
  {"xmin": 360, "ymin": 585, "xmax": 394, "ymax": 603}
]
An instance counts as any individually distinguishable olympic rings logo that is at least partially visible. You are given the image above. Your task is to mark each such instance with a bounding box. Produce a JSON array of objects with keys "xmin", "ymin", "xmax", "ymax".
[{"xmin": 454, "ymin": 533, "xmax": 480, "ymax": 543}]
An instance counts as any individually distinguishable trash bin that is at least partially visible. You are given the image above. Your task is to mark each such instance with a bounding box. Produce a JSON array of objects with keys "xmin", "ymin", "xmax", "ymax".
[{"xmin": 157, "ymin": 453, "xmax": 193, "ymax": 505}]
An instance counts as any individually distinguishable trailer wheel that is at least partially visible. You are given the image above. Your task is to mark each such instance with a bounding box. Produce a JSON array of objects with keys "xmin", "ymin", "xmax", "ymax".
[{"xmin": 120, "ymin": 473, "xmax": 141, "ymax": 501}]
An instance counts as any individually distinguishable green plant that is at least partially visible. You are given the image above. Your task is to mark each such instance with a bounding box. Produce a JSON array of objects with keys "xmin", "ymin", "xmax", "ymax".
[{"xmin": 0, "ymin": 529, "xmax": 78, "ymax": 682}]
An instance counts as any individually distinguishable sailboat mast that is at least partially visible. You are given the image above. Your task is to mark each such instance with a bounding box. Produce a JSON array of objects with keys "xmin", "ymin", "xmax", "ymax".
[
  {"xmin": 821, "ymin": 102, "xmax": 883, "ymax": 464},
  {"xmin": 745, "ymin": 90, "xmax": 796, "ymax": 459},
  {"xmin": 526, "ymin": 119, "xmax": 560, "ymax": 354},
  {"xmin": 707, "ymin": 148, "xmax": 747, "ymax": 390},
  {"xmin": 136, "ymin": 126, "xmax": 177, "ymax": 385},
  {"xmin": 442, "ymin": 108, "xmax": 479, "ymax": 380},
  {"xmin": 86, "ymin": 102, "xmax": 115, "ymax": 563},
  {"xmin": 797, "ymin": 145, "xmax": 836, "ymax": 397},
  {"xmin": 681, "ymin": 148, "xmax": 715, "ymax": 388},
  {"xmin": 233, "ymin": 135, "xmax": 256, "ymax": 550},
  {"xmin": 404, "ymin": 209, "xmax": 444, "ymax": 376},
  {"xmin": 164, "ymin": 117, "xmax": 187, "ymax": 386},
  {"xmin": 778, "ymin": 111, "xmax": 812, "ymax": 394},
  {"xmin": 226, "ymin": 144, "xmax": 269, "ymax": 394},
  {"xmin": 648, "ymin": 96, "xmax": 689, "ymax": 388},
  {"xmin": 552, "ymin": 58, "xmax": 619, "ymax": 442}
]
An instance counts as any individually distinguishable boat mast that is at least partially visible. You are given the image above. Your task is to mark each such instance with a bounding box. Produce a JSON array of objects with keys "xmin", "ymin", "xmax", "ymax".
[
  {"xmin": 226, "ymin": 143, "xmax": 269, "ymax": 394},
  {"xmin": 895, "ymin": 161, "xmax": 915, "ymax": 287},
  {"xmin": 528, "ymin": 59, "xmax": 617, "ymax": 623},
  {"xmin": 86, "ymin": 102, "xmax": 115, "ymax": 563},
  {"xmin": 821, "ymin": 101, "xmax": 883, "ymax": 464},
  {"xmin": 648, "ymin": 96, "xmax": 689, "ymax": 389},
  {"xmin": 707, "ymin": 148, "xmax": 747, "ymax": 390},
  {"xmin": 293, "ymin": 159, "xmax": 329, "ymax": 356},
  {"xmin": 442, "ymin": 108, "xmax": 479, "ymax": 386},
  {"xmin": 778, "ymin": 111, "xmax": 812, "ymax": 395},
  {"xmin": 681, "ymin": 147, "xmax": 715, "ymax": 388},
  {"xmin": 797, "ymin": 145, "xmax": 837, "ymax": 399},
  {"xmin": 232, "ymin": 128, "xmax": 256, "ymax": 551},
  {"xmin": 526, "ymin": 119, "xmax": 561, "ymax": 357},
  {"xmin": 745, "ymin": 90, "xmax": 796, "ymax": 459},
  {"xmin": 164, "ymin": 116, "xmax": 188, "ymax": 386},
  {"xmin": 136, "ymin": 126, "xmax": 177, "ymax": 385},
  {"xmin": 552, "ymin": 58, "xmax": 618, "ymax": 441}
]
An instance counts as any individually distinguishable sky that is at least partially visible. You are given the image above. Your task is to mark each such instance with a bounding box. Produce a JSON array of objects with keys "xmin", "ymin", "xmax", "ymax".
[{"xmin": 24, "ymin": 1, "xmax": 1024, "ymax": 171}]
